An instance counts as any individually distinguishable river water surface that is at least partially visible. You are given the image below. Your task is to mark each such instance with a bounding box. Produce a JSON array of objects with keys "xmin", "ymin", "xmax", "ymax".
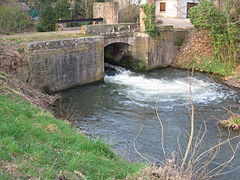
[{"xmin": 58, "ymin": 65, "xmax": 240, "ymax": 179}]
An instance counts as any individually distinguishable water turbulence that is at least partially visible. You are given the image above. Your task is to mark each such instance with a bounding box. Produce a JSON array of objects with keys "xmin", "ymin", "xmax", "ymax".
[
  {"xmin": 59, "ymin": 64, "xmax": 240, "ymax": 179},
  {"xmin": 105, "ymin": 63, "xmax": 231, "ymax": 108}
]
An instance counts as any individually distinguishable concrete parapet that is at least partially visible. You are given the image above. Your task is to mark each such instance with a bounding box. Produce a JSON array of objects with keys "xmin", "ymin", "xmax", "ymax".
[{"xmin": 80, "ymin": 23, "xmax": 140, "ymax": 37}]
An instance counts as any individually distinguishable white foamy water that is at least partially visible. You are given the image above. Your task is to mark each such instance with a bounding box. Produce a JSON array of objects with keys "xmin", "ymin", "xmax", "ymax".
[{"xmin": 104, "ymin": 64, "xmax": 233, "ymax": 104}]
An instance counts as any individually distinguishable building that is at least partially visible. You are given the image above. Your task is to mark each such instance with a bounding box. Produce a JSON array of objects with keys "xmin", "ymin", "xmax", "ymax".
[{"xmin": 147, "ymin": 0, "xmax": 199, "ymax": 19}]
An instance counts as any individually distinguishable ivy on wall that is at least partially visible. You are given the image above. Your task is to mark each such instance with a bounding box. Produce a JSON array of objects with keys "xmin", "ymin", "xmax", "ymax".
[{"xmin": 141, "ymin": 3, "xmax": 159, "ymax": 37}]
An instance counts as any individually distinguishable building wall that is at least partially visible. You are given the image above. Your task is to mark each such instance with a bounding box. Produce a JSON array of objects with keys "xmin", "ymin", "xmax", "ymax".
[
  {"xmin": 155, "ymin": 0, "xmax": 198, "ymax": 19},
  {"xmin": 156, "ymin": 0, "xmax": 178, "ymax": 18}
]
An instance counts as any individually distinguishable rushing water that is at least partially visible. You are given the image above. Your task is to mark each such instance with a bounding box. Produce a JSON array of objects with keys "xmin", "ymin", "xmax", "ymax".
[{"xmin": 58, "ymin": 64, "xmax": 240, "ymax": 179}]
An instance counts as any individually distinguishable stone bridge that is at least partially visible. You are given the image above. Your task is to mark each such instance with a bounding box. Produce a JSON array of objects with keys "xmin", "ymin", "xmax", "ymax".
[
  {"xmin": 24, "ymin": 23, "xmax": 188, "ymax": 92},
  {"xmin": 80, "ymin": 23, "xmax": 140, "ymax": 63},
  {"xmin": 80, "ymin": 23, "xmax": 138, "ymax": 47}
]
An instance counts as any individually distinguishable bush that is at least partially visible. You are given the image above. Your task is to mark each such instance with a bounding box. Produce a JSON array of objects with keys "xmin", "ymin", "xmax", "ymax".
[
  {"xmin": 141, "ymin": 3, "xmax": 159, "ymax": 37},
  {"xmin": 189, "ymin": 1, "xmax": 226, "ymax": 30},
  {"xmin": 119, "ymin": 4, "xmax": 140, "ymax": 23},
  {"xmin": 55, "ymin": 0, "xmax": 71, "ymax": 20},
  {"xmin": 190, "ymin": 57, "xmax": 236, "ymax": 76},
  {"xmin": 189, "ymin": 1, "xmax": 239, "ymax": 65},
  {"xmin": 36, "ymin": 5, "xmax": 57, "ymax": 32},
  {"xmin": 73, "ymin": 0, "xmax": 94, "ymax": 18},
  {"xmin": 0, "ymin": 5, "xmax": 33, "ymax": 34}
]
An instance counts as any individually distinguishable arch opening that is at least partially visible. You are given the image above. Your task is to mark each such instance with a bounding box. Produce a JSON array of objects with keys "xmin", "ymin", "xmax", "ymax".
[{"xmin": 104, "ymin": 42, "xmax": 131, "ymax": 65}]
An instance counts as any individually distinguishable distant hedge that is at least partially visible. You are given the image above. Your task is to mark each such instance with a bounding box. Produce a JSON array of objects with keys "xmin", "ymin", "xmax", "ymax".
[{"xmin": 0, "ymin": 5, "xmax": 33, "ymax": 34}]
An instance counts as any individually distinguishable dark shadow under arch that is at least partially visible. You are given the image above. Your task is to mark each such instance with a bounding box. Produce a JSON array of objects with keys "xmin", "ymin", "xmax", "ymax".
[{"xmin": 104, "ymin": 42, "xmax": 131, "ymax": 64}]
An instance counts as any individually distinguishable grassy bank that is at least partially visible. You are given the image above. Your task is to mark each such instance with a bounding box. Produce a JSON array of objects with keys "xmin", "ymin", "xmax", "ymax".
[
  {"xmin": 2, "ymin": 31, "xmax": 90, "ymax": 44},
  {"xmin": 0, "ymin": 94, "xmax": 142, "ymax": 180},
  {"xmin": 172, "ymin": 29, "xmax": 240, "ymax": 130},
  {"xmin": 189, "ymin": 57, "xmax": 237, "ymax": 76},
  {"xmin": 172, "ymin": 30, "xmax": 240, "ymax": 88},
  {"xmin": 220, "ymin": 114, "xmax": 240, "ymax": 131}
]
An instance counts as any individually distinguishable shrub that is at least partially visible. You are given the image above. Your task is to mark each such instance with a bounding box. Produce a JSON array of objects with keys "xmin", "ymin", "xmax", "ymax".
[
  {"xmin": 189, "ymin": 1, "xmax": 239, "ymax": 65},
  {"xmin": 119, "ymin": 4, "xmax": 140, "ymax": 23},
  {"xmin": 141, "ymin": 3, "xmax": 159, "ymax": 37},
  {"xmin": 36, "ymin": 5, "xmax": 57, "ymax": 32},
  {"xmin": 0, "ymin": 5, "xmax": 33, "ymax": 34},
  {"xmin": 73, "ymin": 0, "xmax": 94, "ymax": 18},
  {"xmin": 55, "ymin": 0, "xmax": 71, "ymax": 20},
  {"xmin": 189, "ymin": 1, "xmax": 226, "ymax": 30}
]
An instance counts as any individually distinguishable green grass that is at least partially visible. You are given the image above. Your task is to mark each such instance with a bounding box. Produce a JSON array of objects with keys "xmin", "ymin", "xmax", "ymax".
[
  {"xmin": 232, "ymin": 117, "xmax": 240, "ymax": 124},
  {"xmin": 226, "ymin": 116, "xmax": 240, "ymax": 125},
  {"xmin": 0, "ymin": 94, "xmax": 142, "ymax": 180},
  {"xmin": 220, "ymin": 115, "xmax": 240, "ymax": 131},
  {"xmin": 189, "ymin": 57, "xmax": 236, "ymax": 76}
]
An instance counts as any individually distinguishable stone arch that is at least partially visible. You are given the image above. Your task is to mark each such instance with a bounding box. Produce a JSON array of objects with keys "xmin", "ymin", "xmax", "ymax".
[
  {"xmin": 104, "ymin": 42, "xmax": 131, "ymax": 64},
  {"xmin": 104, "ymin": 36, "xmax": 133, "ymax": 47}
]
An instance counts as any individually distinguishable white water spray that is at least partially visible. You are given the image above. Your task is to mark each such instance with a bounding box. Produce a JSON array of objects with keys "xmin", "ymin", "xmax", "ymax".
[{"xmin": 104, "ymin": 64, "xmax": 233, "ymax": 105}]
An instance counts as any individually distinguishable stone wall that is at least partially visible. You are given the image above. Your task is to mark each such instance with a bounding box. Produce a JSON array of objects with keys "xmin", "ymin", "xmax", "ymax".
[
  {"xmin": 24, "ymin": 37, "xmax": 104, "ymax": 92},
  {"xmin": 20, "ymin": 26, "xmax": 190, "ymax": 92},
  {"xmin": 173, "ymin": 29, "xmax": 190, "ymax": 48},
  {"xmin": 80, "ymin": 23, "xmax": 139, "ymax": 47},
  {"xmin": 132, "ymin": 26, "xmax": 179, "ymax": 69},
  {"xmin": 93, "ymin": 2, "xmax": 119, "ymax": 24}
]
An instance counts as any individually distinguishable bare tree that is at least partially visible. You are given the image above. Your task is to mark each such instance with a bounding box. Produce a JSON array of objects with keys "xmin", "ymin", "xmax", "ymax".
[{"xmin": 119, "ymin": 0, "xmax": 142, "ymax": 23}]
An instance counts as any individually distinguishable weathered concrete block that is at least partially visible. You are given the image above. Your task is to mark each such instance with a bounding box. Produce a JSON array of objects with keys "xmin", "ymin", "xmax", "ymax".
[
  {"xmin": 80, "ymin": 23, "xmax": 140, "ymax": 37},
  {"xmin": 132, "ymin": 29, "xmax": 176, "ymax": 69},
  {"xmin": 24, "ymin": 36, "xmax": 104, "ymax": 92}
]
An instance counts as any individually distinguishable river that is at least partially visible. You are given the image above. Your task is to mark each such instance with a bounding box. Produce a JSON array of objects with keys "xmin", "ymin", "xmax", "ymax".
[{"xmin": 57, "ymin": 64, "xmax": 240, "ymax": 179}]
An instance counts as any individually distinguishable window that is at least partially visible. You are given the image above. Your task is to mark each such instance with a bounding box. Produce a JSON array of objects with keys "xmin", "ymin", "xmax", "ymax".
[{"xmin": 160, "ymin": 2, "xmax": 166, "ymax": 12}]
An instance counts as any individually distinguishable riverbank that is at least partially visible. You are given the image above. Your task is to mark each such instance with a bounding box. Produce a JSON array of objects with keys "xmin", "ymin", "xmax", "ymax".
[
  {"xmin": 0, "ymin": 92, "xmax": 142, "ymax": 179},
  {"xmin": 171, "ymin": 30, "xmax": 240, "ymax": 89},
  {"xmin": 171, "ymin": 29, "xmax": 240, "ymax": 129}
]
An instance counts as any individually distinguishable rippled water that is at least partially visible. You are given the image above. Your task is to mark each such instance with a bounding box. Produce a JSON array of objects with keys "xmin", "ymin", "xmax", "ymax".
[{"xmin": 58, "ymin": 65, "xmax": 240, "ymax": 179}]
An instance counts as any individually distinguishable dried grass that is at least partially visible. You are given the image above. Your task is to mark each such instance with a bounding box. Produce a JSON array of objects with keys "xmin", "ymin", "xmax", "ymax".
[
  {"xmin": 0, "ymin": 72, "xmax": 59, "ymax": 110},
  {"xmin": 125, "ymin": 156, "xmax": 194, "ymax": 180},
  {"xmin": 172, "ymin": 29, "xmax": 214, "ymax": 68},
  {"xmin": 220, "ymin": 110, "xmax": 240, "ymax": 131},
  {"xmin": 0, "ymin": 37, "xmax": 24, "ymax": 73},
  {"xmin": 0, "ymin": 161, "xmax": 23, "ymax": 179}
]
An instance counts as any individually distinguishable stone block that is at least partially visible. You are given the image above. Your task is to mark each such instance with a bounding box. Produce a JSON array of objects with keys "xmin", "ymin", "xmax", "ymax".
[
  {"xmin": 93, "ymin": 2, "xmax": 119, "ymax": 24},
  {"xmin": 24, "ymin": 36, "xmax": 104, "ymax": 92}
]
